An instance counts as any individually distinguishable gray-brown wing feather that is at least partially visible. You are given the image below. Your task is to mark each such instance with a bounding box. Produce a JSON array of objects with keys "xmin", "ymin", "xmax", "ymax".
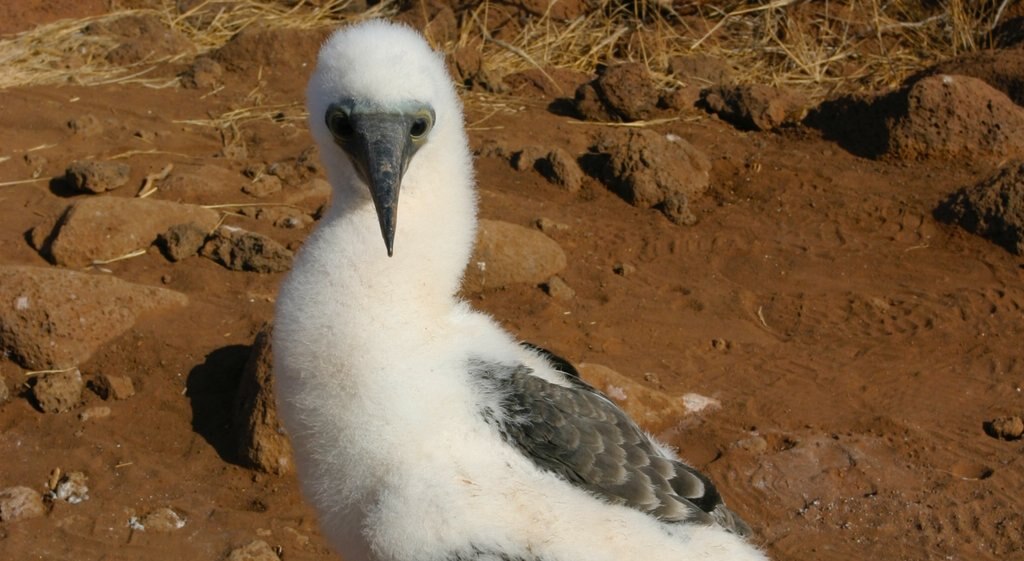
[{"xmin": 472, "ymin": 360, "xmax": 751, "ymax": 536}]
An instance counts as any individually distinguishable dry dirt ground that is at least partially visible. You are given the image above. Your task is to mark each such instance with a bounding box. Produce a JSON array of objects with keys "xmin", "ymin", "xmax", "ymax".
[{"xmin": 2, "ymin": 2, "xmax": 1024, "ymax": 561}]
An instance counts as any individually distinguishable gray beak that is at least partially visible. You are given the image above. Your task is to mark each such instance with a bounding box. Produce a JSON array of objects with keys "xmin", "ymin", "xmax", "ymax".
[{"xmin": 326, "ymin": 101, "xmax": 434, "ymax": 257}]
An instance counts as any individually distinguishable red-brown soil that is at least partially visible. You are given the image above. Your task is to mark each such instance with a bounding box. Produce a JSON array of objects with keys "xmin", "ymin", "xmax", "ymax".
[{"xmin": 2, "ymin": 4, "xmax": 1023, "ymax": 561}]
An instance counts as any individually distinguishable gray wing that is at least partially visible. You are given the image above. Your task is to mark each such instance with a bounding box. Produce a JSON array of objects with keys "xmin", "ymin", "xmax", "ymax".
[{"xmin": 472, "ymin": 359, "xmax": 751, "ymax": 536}]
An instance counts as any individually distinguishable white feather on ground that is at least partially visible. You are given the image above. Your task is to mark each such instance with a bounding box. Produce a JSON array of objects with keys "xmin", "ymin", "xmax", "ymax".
[{"xmin": 273, "ymin": 19, "xmax": 768, "ymax": 561}]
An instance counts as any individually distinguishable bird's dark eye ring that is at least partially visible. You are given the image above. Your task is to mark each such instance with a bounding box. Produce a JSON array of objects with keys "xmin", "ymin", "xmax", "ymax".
[
  {"xmin": 326, "ymin": 109, "xmax": 354, "ymax": 139},
  {"xmin": 410, "ymin": 117, "xmax": 429, "ymax": 139}
]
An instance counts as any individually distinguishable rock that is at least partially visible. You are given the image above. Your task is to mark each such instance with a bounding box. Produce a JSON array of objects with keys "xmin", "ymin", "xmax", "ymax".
[
  {"xmin": 0, "ymin": 374, "xmax": 8, "ymax": 404},
  {"xmin": 534, "ymin": 217, "xmax": 569, "ymax": 234},
  {"xmin": 157, "ymin": 223, "xmax": 210, "ymax": 262},
  {"xmin": 266, "ymin": 147, "xmax": 320, "ymax": 188},
  {"xmin": 0, "ymin": 266, "xmax": 188, "ymax": 370},
  {"xmin": 79, "ymin": 406, "xmax": 111, "ymax": 421},
  {"xmin": 668, "ymin": 53, "xmax": 734, "ymax": 86},
  {"xmin": 200, "ymin": 227, "xmax": 293, "ymax": 273},
  {"xmin": 589, "ymin": 129, "xmax": 710, "ymax": 225},
  {"xmin": 32, "ymin": 369, "xmax": 84, "ymax": 413},
  {"xmin": 67, "ymin": 115, "xmax": 103, "ymax": 136},
  {"xmin": 234, "ymin": 324, "xmax": 293, "ymax": 474},
  {"xmin": 535, "ymin": 148, "xmax": 584, "ymax": 193},
  {"xmin": 575, "ymin": 62, "xmax": 658, "ymax": 122},
  {"xmin": 576, "ymin": 363, "xmax": 688, "ymax": 433},
  {"xmin": 135, "ymin": 507, "xmax": 186, "ymax": 532},
  {"xmin": 887, "ymin": 74, "xmax": 1024, "ymax": 161},
  {"xmin": 242, "ymin": 175, "xmax": 283, "ymax": 198},
  {"xmin": 157, "ymin": 164, "xmax": 244, "ymax": 205},
  {"xmin": 700, "ymin": 83, "xmax": 808, "ymax": 131},
  {"xmin": 227, "ymin": 540, "xmax": 280, "ymax": 561},
  {"xmin": 985, "ymin": 415, "xmax": 1024, "ymax": 440},
  {"xmin": 90, "ymin": 373, "xmax": 135, "ymax": 401},
  {"xmin": 238, "ymin": 206, "xmax": 315, "ymax": 229},
  {"xmin": 281, "ymin": 177, "xmax": 332, "ymax": 215},
  {"xmin": 613, "ymin": 262, "xmax": 636, "ymax": 276},
  {"xmin": 53, "ymin": 471, "xmax": 89, "ymax": 504},
  {"xmin": 935, "ymin": 161, "xmax": 1024, "ymax": 255},
  {"xmin": 922, "ymin": 48, "xmax": 1024, "ymax": 106},
  {"xmin": 64, "ymin": 160, "xmax": 131, "ymax": 194},
  {"xmin": 0, "ymin": 486, "xmax": 46, "ymax": 522},
  {"xmin": 463, "ymin": 220, "xmax": 567, "ymax": 291},
  {"xmin": 180, "ymin": 56, "xmax": 223, "ymax": 89},
  {"xmin": 512, "ymin": 146, "xmax": 547, "ymax": 172},
  {"xmin": 213, "ymin": 25, "xmax": 328, "ymax": 76},
  {"xmin": 543, "ymin": 276, "xmax": 575, "ymax": 301},
  {"xmin": 681, "ymin": 392, "xmax": 721, "ymax": 414},
  {"xmin": 732, "ymin": 435, "xmax": 769, "ymax": 454},
  {"xmin": 35, "ymin": 197, "xmax": 220, "ymax": 268}
]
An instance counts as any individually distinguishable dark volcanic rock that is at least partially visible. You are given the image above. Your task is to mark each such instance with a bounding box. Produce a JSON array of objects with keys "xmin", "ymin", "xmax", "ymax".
[
  {"xmin": 701, "ymin": 84, "xmax": 808, "ymax": 131},
  {"xmin": 586, "ymin": 129, "xmax": 710, "ymax": 225},
  {"xmin": 201, "ymin": 227, "xmax": 293, "ymax": 273},
  {"xmin": 575, "ymin": 62, "xmax": 658, "ymax": 122},
  {"xmin": 64, "ymin": 160, "xmax": 131, "ymax": 193},
  {"xmin": 936, "ymin": 161, "xmax": 1024, "ymax": 255}
]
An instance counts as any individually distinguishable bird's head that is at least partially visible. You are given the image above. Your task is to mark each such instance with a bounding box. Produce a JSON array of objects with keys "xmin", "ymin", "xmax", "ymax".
[{"xmin": 307, "ymin": 20, "xmax": 461, "ymax": 257}]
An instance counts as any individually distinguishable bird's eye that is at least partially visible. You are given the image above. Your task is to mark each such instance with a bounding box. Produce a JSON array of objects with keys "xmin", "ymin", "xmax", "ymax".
[
  {"xmin": 410, "ymin": 118, "xmax": 429, "ymax": 138},
  {"xmin": 409, "ymin": 110, "xmax": 434, "ymax": 142},
  {"xmin": 326, "ymin": 108, "xmax": 354, "ymax": 140}
]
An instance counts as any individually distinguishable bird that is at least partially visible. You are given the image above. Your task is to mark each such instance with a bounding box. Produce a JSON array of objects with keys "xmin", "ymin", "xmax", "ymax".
[{"xmin": 272, "ymin": 20, "xmax": 768, "ymax": 561}]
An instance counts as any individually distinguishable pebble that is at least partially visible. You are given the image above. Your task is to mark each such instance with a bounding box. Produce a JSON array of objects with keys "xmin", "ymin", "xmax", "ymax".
[
  {"xmin": 91, "ymin": 373, "xmax": 136, "ymax": 401},
  {"xmin": 986, "ymin": 415, "xmax": 1024, "ymax": 440},
  {"xmin": 613, "ymin": 262, "xmax": 636, "ymax": 277},
  {"xmin": 201, "ymin": 227, "xmax": 294, "ymax": 273},
  {"xmin": 226, "ymin": 540, "xmax": 281, "ymax": 561},
  {"xmin": 157, "ymin": 223, "xmax": 209, "ymax": 262},
  {"xmin": 133, "ymin": 507, "xmax": 186, "ymax": 532},
  {"xmin": 33, "ymin": 369, "xmax": 84, "ymax": 413},
  {"xmin": 0, "ymin": 486, "xmax": 46, "ymax": 522},
  {"xmin": 64, "ymin": 160, "xmax": 132, "ymax": 194},
  {"xmin": 543, "ymin": 275, "xmax": 576, "ymax": 301},
  {"xmin": 0, "ymin": 373, "xmax": 9, "ymax": 404},
  {"xmin": 79, "ymin": 406, "xmax": 112, "ymax": 421},
  {"xmin": 53, "ymin": 471, "xmax": 89, "ymax": 504}
]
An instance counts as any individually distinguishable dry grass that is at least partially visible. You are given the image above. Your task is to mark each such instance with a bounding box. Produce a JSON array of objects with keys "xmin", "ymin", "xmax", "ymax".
[{"xmin": 0, "ymin": 0, "xmax": 1013, "ymax": 98}]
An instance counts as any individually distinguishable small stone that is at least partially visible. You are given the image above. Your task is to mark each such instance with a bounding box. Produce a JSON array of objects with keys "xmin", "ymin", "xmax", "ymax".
[
  {"xmin": 0, "ymin": 486, "xmax": 46, "ymax": 522},
  {"xmin": 67, "ymin": 115, "xmax": 103, "ymax": 136},
  {"xmin": 612, "ymin": 262, "xmax": 636, "ymax": 277},
  {"xmin": 242, "ymin": 175, "xmax": 283, "ymax": 198},
  {"xmin": 985, "ymin": 416, "xmax": 1024, "ymax": 440},
  {"xmin": 90, "ymin": 373, "xmax": 135, "ymax": 401},
  {"xmin": 710, "ymin": 338, "xmax": 730, "ymax": 351},
  {"xmin": 733, "ymin": 436, "xmax": 769, "ymax": 454},
  {"xmin": 543, "ymin": 276, "xmax": 575, "ymax": 301},
  {"xmin": 463, "ymin": 220, "xmax": 567, "ymax": 291},
  {"xmin": 512, "ymin": 146, "xmax": 547, "ymax": 172},
  {"xmin": 0, "ymin": 374, "xmax": 9, "ymax": 404},
  {"xmin": 53, "ymin": 471, "xmax": 89, "ymax": 504},
  {"xmin": 157, "ymin": 223, "xmax": 209, "ymax": 262},
  {"xmin": 235, "ymin": 323, "xmax": 294, "ymax": 474},
  {"xmin": 226, "ymin": 539, "xmax": 281, "ymax": 561},
  {"xmin": 534, "ymin": 217, "xmax": 569, "ymax": 234},
  {"xmin": 79, "ymin": 406, "xmax": 111, "ymax": 421},
  {"xmin": 200, "ymin": 227, "xmax": 293, "ymax": 273},
  {"xmin": 137, "ymin": 507, "xmax": 186, "ymax": 532},
  {"xmin": 64, "ymin": 160, "xmax": 131, "ymax": 194},
  {"xmin": 33, "ymin": 369, "xmax": 84, "ymax": 413},
  {"xmin": 575, "ymin": 62, "xmax": 658, "ymax": 122},
  {"xmin": 681, "ymin": 392, "xmax": 721, "ymax": 414},
  {"xmin": 536, "ymin": 148, "xmax": 583, "ymax": 193}
]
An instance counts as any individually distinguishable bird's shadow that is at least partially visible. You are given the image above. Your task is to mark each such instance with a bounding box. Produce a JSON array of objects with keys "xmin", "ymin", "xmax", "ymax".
[{"xmin": 186, "ymin": 345, "xmax": 249, "ymax": 466}]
